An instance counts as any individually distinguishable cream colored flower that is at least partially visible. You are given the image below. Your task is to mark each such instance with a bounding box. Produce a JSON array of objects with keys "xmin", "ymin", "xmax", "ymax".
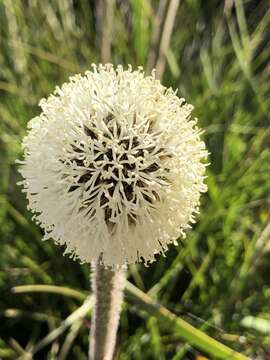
[{"xmin": 19, "ymin": 64, "xmax": 207, "ymax": 267}]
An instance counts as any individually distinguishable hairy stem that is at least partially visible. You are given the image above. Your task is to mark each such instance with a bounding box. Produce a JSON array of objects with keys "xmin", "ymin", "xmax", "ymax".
[{"xmin": 89, "ymin": 262, "xmax": 126, "ymax": 360}]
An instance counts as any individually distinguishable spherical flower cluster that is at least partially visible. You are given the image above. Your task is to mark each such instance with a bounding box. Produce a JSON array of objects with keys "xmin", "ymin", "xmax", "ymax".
[{"xmin": 19, "ymin": 64, "xmax": 207, "ymax": 267}]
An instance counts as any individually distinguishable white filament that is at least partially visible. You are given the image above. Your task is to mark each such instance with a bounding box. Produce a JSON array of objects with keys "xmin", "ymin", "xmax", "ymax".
[{"xmin": 19, "ymin": 64, "xmax": 208, "ymax": 267}]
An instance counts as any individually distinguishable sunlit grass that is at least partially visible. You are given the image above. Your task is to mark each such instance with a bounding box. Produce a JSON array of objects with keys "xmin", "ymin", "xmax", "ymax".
[{"xmin": 0, "ymin": 0, "xmax": 270, "ymax": 358}]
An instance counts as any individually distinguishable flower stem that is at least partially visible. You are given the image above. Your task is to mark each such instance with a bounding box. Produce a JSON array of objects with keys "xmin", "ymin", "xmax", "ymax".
[{"xmin": 89, "ymin": 262, "xmax": 126, "ymax": 360}]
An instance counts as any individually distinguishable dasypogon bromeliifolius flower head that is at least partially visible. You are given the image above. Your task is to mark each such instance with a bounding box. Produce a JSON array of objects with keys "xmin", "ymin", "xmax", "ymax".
[{"xmin": 19, "ymin": 64, "xmax": 208, "ymax": 267}]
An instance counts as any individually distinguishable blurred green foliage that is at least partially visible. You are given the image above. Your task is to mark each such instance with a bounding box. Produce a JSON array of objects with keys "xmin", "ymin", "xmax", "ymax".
[{"xmin": 0, "ymin": 0, "xmax": 270, "ymax": 358}]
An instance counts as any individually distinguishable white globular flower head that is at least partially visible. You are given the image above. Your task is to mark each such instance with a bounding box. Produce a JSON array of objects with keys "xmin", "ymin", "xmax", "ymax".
[{"xmin": 19, "ymin": 64, "xmax": 208, "ymax": 267}]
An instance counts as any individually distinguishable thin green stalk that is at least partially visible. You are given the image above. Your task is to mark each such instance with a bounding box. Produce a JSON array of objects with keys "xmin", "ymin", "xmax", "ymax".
[
  {"xmin": 13, "ymin": 282, "xmax": 249, "ymax": 359},
  {"xmin": 126, "ymin": 282, "xmax": 249, "ymax": 360},
  {"xmin": 155, "ymin": 0, "xmax": 180, "ymax": 79},
  {"xmin": 12, "ymin": 284, "xmax": 86, "ymax": 301},
  {"xmin": 32, "ymin": 296, "xmax": 93, "ymax": 355}
]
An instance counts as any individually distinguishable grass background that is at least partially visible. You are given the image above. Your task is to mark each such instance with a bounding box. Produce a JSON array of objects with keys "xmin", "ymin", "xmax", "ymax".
[{"xmin": 0, "ymin": 0, "xmax": 270, "ymax": 358}]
